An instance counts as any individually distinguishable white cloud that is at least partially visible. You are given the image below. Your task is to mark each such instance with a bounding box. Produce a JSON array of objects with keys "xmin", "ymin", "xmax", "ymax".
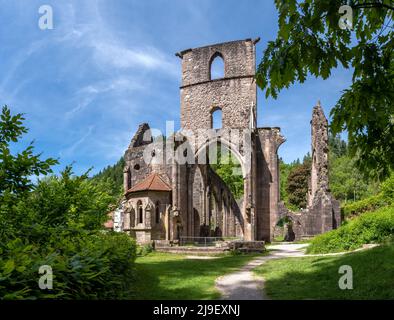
[
  {"xmin": 91, "ymin": 42, "xmax": 177, "ymax": 75},
  {"xmin": 54, "ymin": 2, "xmax": 178, "ymax": 77},
  {"xmin": 65, "ymin": 76, "xmax": 146, "ymax": 118},
  {"xmin": 59, "ymin": 125, "xmax": 94, "ymax": 157}
]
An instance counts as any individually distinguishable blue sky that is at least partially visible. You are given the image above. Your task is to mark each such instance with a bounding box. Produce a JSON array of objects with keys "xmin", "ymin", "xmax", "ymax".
[{"xmin": 0, "ymin": 0, "xmax": 352, "ymax": 175}]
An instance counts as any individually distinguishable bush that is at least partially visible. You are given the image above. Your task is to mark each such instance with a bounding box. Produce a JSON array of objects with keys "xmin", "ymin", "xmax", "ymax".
[
  {"xmin": 136, "ymin": 243, "xmax": 154, "ymax": 256},
  {"xmin": 342, "ymin": 194, "xmax": 387, "ymax": 218},
  {"xmin": 381, "ymin": 173, "xmax": 394, "ymax": 201},
  {"xmin": 0, "ymin": 106, "xmax": 137, "ymax": 300},
  {"xmin": 307, "ymin": 205, "xmax": 394, "ymax": 254},
  {"xmin": 0, "ymin": 232, "xmax": 137, "ymax": 299},
  {"xmin": 342, "ymin": 172, "xmax": 394, "ymax": 218}
]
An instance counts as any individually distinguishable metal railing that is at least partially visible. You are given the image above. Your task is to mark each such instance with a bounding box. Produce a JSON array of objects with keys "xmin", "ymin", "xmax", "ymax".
[{"xmin": 179, "ymin": 236, "xmax": 242, "ymax": 247}]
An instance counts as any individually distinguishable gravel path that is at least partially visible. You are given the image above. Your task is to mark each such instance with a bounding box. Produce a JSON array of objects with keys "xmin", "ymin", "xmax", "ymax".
[
  {"xmin": 215, "ymin": 243, "xmax": 378, "ymax": 299},
  {"xmin": 215, "ymin": 244, "xmax": 308, "ymax": 300}
]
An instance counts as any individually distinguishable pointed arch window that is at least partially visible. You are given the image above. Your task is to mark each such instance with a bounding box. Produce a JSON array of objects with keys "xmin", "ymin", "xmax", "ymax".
[
  {"xmin": 209, "ymin": 52, "xmax": 224, "ymax": 80},
  {"xmin": 155, "ymin": 201, "xmax": 160, "ymax": 224},
  {"xmin": 127, "ymin": 168, "xmax": 131, "ymax": 189},
  {"xmin": 211, "ymin": 107, "xmax": 222, "ymax": 129},
  {"xmin": 137, "ymin": 200, "xmax": 143, "ymax": 224}
]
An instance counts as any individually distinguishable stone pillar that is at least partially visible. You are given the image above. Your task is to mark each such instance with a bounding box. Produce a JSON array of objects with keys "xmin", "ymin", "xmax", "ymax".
[
  {"xmin": 165, "ymin": 205, "xmax": 171, "ymax": 241},
  {"xmin": 309, "ymin": 101, "xmax": 329, "ymax": 204},
  {"xmin": 123, "ymin": 167, "xmax": 130, "ymax": 192},
  {"xmin": 187, "ymin": 166, "xmax": 194, "ymax": 237},
  {"xmin": 145, "ymin": 203, "xmax": 152, "ymax": 228},
  {"xmin": 172, "ymin": 160, "xmax": 178, "ymax": 208}
]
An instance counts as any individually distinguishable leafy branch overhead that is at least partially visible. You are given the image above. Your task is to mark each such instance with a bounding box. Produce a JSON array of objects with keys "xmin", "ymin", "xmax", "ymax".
[
  {"xmin": 256, "ymin": 0, "xmax": 394, "ymax": 178},
  {"xmin": 0, "ymin": 105, "xmax": 58, "ymax": 200}
]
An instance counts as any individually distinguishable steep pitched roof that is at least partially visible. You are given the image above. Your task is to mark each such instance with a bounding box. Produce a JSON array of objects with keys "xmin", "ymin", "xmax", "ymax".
[{"xmin": 126, "ymin": 173, "xmax": 171, "ymax": 194}]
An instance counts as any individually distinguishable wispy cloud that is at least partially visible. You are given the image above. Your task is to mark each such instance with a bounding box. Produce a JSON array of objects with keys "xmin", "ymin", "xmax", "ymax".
[
  {"xmin": 65, "ymin": 77, "xmax": 146, "ymax": 118},
  {"xmin": 59, "ymin": 125, "xmax": 94, "ymax": 157},
  {"xmin": 55, "ymin": 2, "xmax": 177, "ymax": 77},
  {"xmin": 91, "ymin": 42, "xmax": 177, "ymax": 76}
]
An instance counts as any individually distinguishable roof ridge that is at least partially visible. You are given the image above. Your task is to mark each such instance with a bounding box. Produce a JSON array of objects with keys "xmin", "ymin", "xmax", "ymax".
[
  {"xmin": 154, "ymin": 172, "xmax": 170, "ymax": 188},
  {"xmin": 126, "ymin": 172, "xmax": 171, "ymax": 194},
  {"xmin": 147, "ymin": 172, "xmax": 157, "ymax": 189}
]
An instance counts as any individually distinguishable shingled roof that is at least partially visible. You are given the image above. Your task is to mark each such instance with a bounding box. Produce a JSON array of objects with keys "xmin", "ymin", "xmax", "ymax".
[{"xmin": 126, "ymin": 173, "xmax": 172, "ymax": 194}]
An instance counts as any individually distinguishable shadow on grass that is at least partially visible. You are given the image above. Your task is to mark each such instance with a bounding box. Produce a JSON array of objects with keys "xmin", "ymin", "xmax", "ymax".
[
  {"xmin": 255, "ymin": 244, "xmax": 394, "ymax": 300},
  {"xmin": 129, "ymin": 253, "xmax": 259, "ymax": 300}
]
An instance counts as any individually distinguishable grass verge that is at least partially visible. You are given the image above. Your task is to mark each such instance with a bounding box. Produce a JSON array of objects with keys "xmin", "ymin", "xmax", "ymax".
[
  {"xmin": 254, "ymin": 243, "xmax": 394, "ymax": 300},
  {"xmin": 129, "ymin": 252, "xmax": 259, "ymax": 299}
]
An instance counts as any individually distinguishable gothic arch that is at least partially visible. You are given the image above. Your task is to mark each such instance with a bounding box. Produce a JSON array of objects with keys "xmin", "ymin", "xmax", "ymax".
[
  {"xmin": 194, "ymin": 138, "xmax": 247, "ymax": 178},
  {"xmin": 210, "ymin": 106, "xmax": 222, "ymax": 129},
  {"xmin": 208, "ymin": 51, "xmax": 225, "ymax": 80}
]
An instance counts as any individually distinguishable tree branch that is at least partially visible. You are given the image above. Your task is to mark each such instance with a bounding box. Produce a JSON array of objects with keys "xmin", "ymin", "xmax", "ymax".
[{"xmin": 353, "ymin": 1, "xmax": 394, "ymax": 11}]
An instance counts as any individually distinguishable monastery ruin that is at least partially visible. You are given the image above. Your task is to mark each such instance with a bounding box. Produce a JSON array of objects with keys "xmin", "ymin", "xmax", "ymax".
[{"xmin": 110, "ymin": 39, "xmax": 341, "ymax": 246}]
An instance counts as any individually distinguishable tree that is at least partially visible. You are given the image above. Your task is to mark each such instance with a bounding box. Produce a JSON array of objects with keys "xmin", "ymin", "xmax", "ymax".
[
  {"xmin": 0, "ymin": 106, "xmax": 58, "ymax": 200},
  {"xmin": 329, "ymin": 131, "xmax": 348, "ymax": 158},
  {"xmin": 0, "ymin": 106, "xmax": 137, "ymax": 300},
  {"xmin": 286, "ymin": 161, "xmax": 310, "ymax": 209},
  {"xmin": 279, "ymin": 158, "xmax": 297, "ymax": 205},
  {"xmin": 211, "ymin": 146, "xmax": 244, "ymax": 200},
  {"xmin": 0, "ymin": 106, "xmax": 58, "ymax": 236},
  {"xmin": 256, "ymin": 0, "xmax": 394, "ymax": 179},
  {"xmin": 92, "ymin": 157, "xmax": 125, "ymax": 199},
  {"xmin": 329, "ymin": 154, "xmax": 376, "ymax": 201}
]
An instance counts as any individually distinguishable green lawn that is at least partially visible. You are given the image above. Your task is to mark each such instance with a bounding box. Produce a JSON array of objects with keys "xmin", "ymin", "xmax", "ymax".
[
  {"xmin": 129, "ymin": 252, "xmax": 259, "ymax": 299},
  {"xmin": 254, "ymin": 244, "xmax": 394, "ymax": 300}
]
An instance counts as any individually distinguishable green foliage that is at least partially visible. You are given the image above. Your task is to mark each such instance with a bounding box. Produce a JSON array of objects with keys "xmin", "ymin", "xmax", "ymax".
[
  {"xmin": 342, "ymin": 193, "xmax": 387, "ymax": 218},
  {"xmin": 328, "ymin": 131, "xmax": 379, "ymax": 203},
  {"xmin": 10, "ymin": 166, "xmax": 114, "ymax": 244},
  {"xmin": 0, "ymin": 106, "xmax": 137, "ymax": 299},
  {"xmin": 341, "ymin": 172, "xmax": 394, "ymax": 217},
  {"xmin": 329, "ymin": 132, "xmax": 348, "ymax": 158},
  {"xmin": 329, "ymin": 154, "xmax": 377, "ymax": 202},
  {"xmin": 381, "ymin": 171, "xmax": 394, "ymax": 200},
  {"xmin": 256, "ymin": 1, "xmax": 394, "ymax": 178},
  {"xmin": 307, "ymin": 205, "xmax": 394, "ymax": 253},
  {"xmin": 0, "ymin": 105, "xmax": 58, "ymax": 207},
  {"xmin": 0, "ymin": 233, "xmax": 136, "ymax": 299},
  {"xmin": 137, "ymin": 243, "xmax": 154, "ymax": 256},
  {"xmin": 276, "ymin": 216, "xmax": 292, "ymax": 227},
  {"xmin": 279, "ymin": 159, "xmax": 297, "ymax": 206},
  {"xmin": 211, "ymin": 147, "xmax": 244, "ymax": 200},
  {"xmin": 91, "ymin": 157, "xmax": 125, "ymax": 200},
  {"xmin": 286, "ymin": 162, "xmax": 310, "ymax": 209}
]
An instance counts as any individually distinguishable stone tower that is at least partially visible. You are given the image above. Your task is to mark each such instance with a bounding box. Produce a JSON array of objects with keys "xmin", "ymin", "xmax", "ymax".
[
  {"xmin": 175, "ymin": 39, "xmax": 284, "ymax": 241},
  {"xmin": 177, "ymin": 39, "xmax": 258, "ymax": 130}
]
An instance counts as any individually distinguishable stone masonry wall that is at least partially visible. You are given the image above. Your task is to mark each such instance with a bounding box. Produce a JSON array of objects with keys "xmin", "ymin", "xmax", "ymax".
[{"xmin": 178, "ymin": 39, "xmax": 258, "ymax": 131}]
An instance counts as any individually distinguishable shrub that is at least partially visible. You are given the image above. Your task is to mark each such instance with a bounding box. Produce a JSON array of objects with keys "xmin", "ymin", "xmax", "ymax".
[
  {"xmin": 0, "ymin": 232, "xmax": 137, "ymax": 299},
  {"xmin": 136, "ymin": 243, "xmax": 154, "ymax": 256},
  {"xmin": 307, "ymin": 205, "xmax": 394, "ymax": 254},
  {"xmin": 381, "ymin": 173, "xmax": 394, "ymax": 201},
  {"xmin": 342, "ymin": 194, "xmax": 387, "ymax": 218},
  {"xmin": 342, "ymin": 173, "xmax": 394, "ymax": 218}
]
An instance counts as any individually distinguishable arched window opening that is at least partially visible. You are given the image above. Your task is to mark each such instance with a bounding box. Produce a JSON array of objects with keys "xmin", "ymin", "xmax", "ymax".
[
  {"xmin": 127, "ymin": 169, "xmax": 131, "ymax": 189},
  {"xmin": 211, "ymin": 108, "xmax": 222, "ymax": 129},
  {"xmin": 209, "ymin": 53, "xmax": 224, "ymax": 80},
  {"xmin": 155, "ymin": 201, "xmax": 160, "ymax": 224},
  {"xmin": 137, "ymin": 200, "xmax": 143, "ymax": 224}
]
